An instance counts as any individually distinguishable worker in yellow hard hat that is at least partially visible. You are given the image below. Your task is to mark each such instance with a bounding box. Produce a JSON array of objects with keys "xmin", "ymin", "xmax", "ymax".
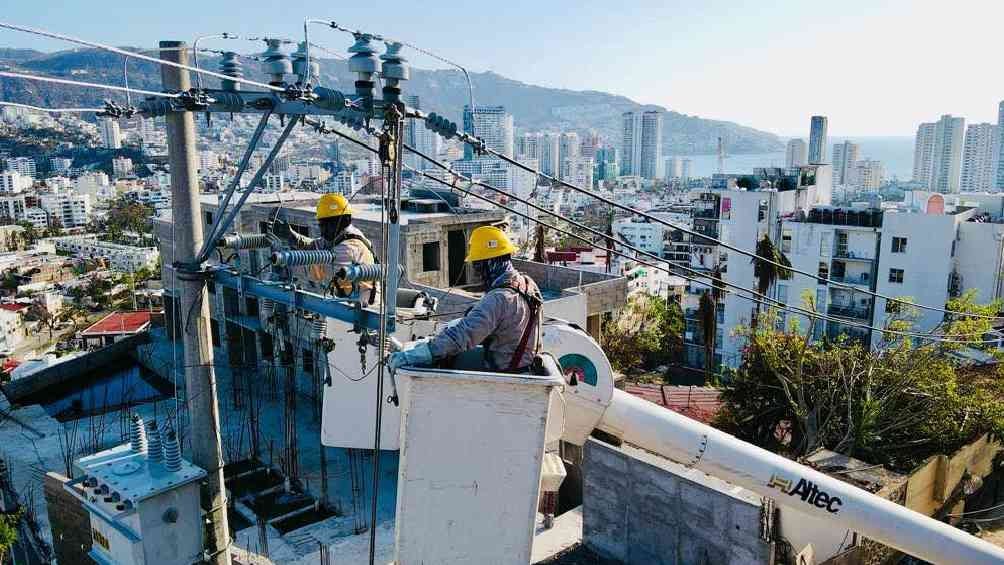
[
  {"xmin": 389, "ymin": 225, "xmax": 543, "ymax": 373},
  {"xmin": 272, "ymin": 193, "xmax": 378, "ymax": 303}
]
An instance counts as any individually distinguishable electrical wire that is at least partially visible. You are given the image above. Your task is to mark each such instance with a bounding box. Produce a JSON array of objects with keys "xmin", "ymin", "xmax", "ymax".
[
  {"xmin": 0, "ymin": 101, "xmax": 105, "ymax": 113},
  {"xmin": 0, "ymin": 70, "xmax": 178, "ymax": 99},
  {"xmin": 475, "ymin": 144, "xmax": 1004, "ymax": 322},
  {"xmin": 0, "ymin": 21, "xmax": 285, "ymax": 93},
  {"xmin": 310, "ymin": 118, "xmax": 1002, "ymax": 343}
]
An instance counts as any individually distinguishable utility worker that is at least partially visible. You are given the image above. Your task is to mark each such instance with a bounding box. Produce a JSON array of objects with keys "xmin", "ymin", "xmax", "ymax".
[
  {"xmin": 273, "ymin": 193, "xmax": 378, "ymax": 304},
  {"xmin": 389, "ymin": 226, "xmax": 543, "ymax": 373}
]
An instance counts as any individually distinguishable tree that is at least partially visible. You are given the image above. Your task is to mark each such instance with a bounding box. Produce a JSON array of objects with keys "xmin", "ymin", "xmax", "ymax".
[
  {"xmin": 716, "ymin": 295, "xmax": 1004, "ymax": 472},
  {"xmin": 0, "ymin": 509, "xmax": 21, "ymax": 563},
  {"xmin": 751, "ymin": 234, "xmax": 792, "ymax": 317},
  {"xmin": 696, "ymin": 265, "xmax": 726, "ymax": 384},
  {"xmin": 602, "ymin": 292, "xmax": 683, "ymax": 376},
  {"xmin": 28, "ymin": 303, "xmax": 58, "ymax": 341},
  {"xmin": 15, "ymin": 222, "xmax": 38, "ymax": 247}
]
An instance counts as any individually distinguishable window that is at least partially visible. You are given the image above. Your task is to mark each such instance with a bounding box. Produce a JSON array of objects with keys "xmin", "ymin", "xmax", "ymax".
[
  {"xmin": 781, "ymin": 230, "xmax": 792, "ymax": 253},
  {"xmin": 302, "ymin": 348, "xmax": 314, "ymax": 375},
  {"xmin": 888, "ymin": 268, "xmax": 904, "ymax": 284},
  {"xmin": 817, "ymin": 262, "xmax": 829, "ymax": 281},
  {"xmin": 820, "ymin": 232, "xmax": 832, "ymax": 257},
  {"xmin": 777, "ymin": 284, "xmax": 789, "ymax": 303},
  {"xmin": 815, "ymin": 288, "xmax": 826, "ymax": 312},
  {"xmin": 892, "ymin": 237, "xmax": 907, "ymax": 253},
  {"xmin": 422, "ymin": 241, "xmax": 441, "ymax": 272},
  {"xmin": 204, "ymin": 211, "xmax": 213, "ymax": 226}
]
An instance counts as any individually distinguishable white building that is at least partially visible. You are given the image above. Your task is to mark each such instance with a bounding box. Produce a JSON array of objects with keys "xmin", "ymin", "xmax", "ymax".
[
  {"xmin": 100, "ymin": 118, "xmax": 122, "ymax": 149},
  {"xmin": 49, "ymin": 235, "xmax": 159, "ymax": 272},
  {"xmin": 621, "ymin": 111, "xmax": 663, "ymax": 179},
  {"xmin": 199, "ymin": 150, "xmax": 220, "ymax": 172},
  {"xmin": 49, "ymin": 157, "xmax": 72, "ymax": 175},
  {"xmin": 516, "ymin": 132, "xmax": 541, "ymax": 161},
  {"xmin": 403, "ymin": 95, "xmax": 441, "ymax": 171},
  {"xmin": 0, "ymin": 171, "xmax": 29, "ymax": 194},
  {"xmin": 785, "ymin": 139, "xmax": 808, "ymax": 168},
  {"xmin": 831, "ymin": 140, "xmax": 859, "ymax": 185},
  {"xmin": 0, "ymin": 195, "xmax": 26, "ymax": 222},
  {"xmin": 74, "ymin": 172, "xmax": 113, "ymax": 202},
  {"xmin": 331, "ymin": 169, "xmax": 360, "ymax": 196},
  {"xmin": 614, "ymin": 217, "xmax": 666, "ymax": 255},
  {"xmin": 3, "ymin": 157, "xmax": 36, "ymax": 179},
  {"xmin": 112, "ymin": 157, "xmax": 134, "ymax": 179},
  {"xmin": 847, "ymin": 159, "xmax": 885, "ymax": 190},
  {"xmin": 23, "ymin": 207, "xmax": 47, "ymax": 229},
  {"xmin": 961, "ymin": 123, "xmax": 999, "ymax": 192},
  {"xmin": 539, "ymin": 133, "xmax": 560, "ymax": 178},
  {"xmin": 462, "ymin": 105, "xmax": 514, "ymax": 159},
  {"xmin": 39, "ymin": 193, "xmax": 92, "ymax": 228},
  {"xmin": 558, "ymin": 132, "xmax": 580, "ymax": 181},
  {"xmin": 914, "ymin": 115, "xmax": 965, "ymax": 193},
  {"xmin": 997, "ymin": 101, "xmax": 1004, "ymax": 190},
  {"xmin": 808, "ymin": 116, "xmax": 828, "ymax": 164}
]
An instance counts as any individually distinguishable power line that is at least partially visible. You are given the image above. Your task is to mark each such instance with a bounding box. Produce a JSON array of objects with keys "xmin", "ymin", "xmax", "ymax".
[
  {"xmin": 474, "ymin": 144, "xmax": 1004, "ymax": 322},
  {"xmin": 0, "ymin": 21, "xmax": 285, "ymax": 93},
  {"xmin": 0, "ymin": 101, "xmax": 105, "ymax": 113},
  {"xmin": 0, "ymin": 70, "xmax": 178, "ymax": 99},
  {"xmin": 316, "ymin": 120, "xmax": 1001, "ymax": 344}
]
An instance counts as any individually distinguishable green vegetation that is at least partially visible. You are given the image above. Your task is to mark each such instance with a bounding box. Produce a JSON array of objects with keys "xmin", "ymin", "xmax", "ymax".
[
  {"xmin": 602, "ymin": 292, "xmax": 684, "ymax": 377},
  {"xmin": 716, "ymin": 293, "xmax": 1004, "ymax": 472}
]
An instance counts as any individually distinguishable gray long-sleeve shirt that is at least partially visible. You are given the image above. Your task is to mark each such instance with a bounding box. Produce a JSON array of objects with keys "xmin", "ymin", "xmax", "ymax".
[
  {"xmin": 427, "ymin": 270, "xmax": 542, "ymax": 371},
  {"xmin": 289, "ymin": 225, "xmax": 376, "ymax": 301}
]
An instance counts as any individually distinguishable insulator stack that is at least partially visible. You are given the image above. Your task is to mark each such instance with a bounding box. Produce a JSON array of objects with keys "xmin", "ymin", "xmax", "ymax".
[
  {"xmin": 262, "ymin": 298, "xmax": 274, "ymax": 318},
  {"xmin": 312, "ymin": 316, "xmax": 327, "ymax": 336},
  {"xmin": 136, "ymin": 99, "xmax": 173, "ymax": 117},
  {"xmin": 271, "ymin": 249, "xmax": 340, "ymax": 268},
  {"xmin": 146, "ymin": 420, "xmax": 163, "ymax": 463},
  {"xmin": 261, "ymin": 38, "xmax": 292, "ymax": 86},
  {"xmin": 218, "ymin": 233, "xmax": 271, "ymax": 250},
  {"xmin": 313, "ymin": 87, "xmax": 347, "ymax": 112},
  {"xmin": 341, "ymin": 263, "xmax": 405, "ymax": 282},
  {"xmin": 219, "ymin": 51, "xmax": 243, "ymax": 91},
  {"xmin": 348, "ymin": 33, "xmax": 380, "ymax": 104},
  {"xmin": 163, "ymin": 429, "xmax": 182, "ymax": 472},
  {"xmin": 292, "ymin": 41, "xmax": 320, "ymax": 84},
  {"xmin": 379, "ymin": 42, "xmax": 409, "ymax": 105},
  {"xmin": 130, "ymin": 413, "xmax": 147, "ymax": 454}
]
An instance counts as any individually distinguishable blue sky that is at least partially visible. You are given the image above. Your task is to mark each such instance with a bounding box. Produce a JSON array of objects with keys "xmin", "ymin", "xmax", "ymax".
[{"xmin": 3, "ymin": 0, "xmax": 1002, "ymax": 136}]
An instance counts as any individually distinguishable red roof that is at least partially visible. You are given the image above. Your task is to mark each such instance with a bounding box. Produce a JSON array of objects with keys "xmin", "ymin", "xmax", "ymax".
[
  {"xmin": 624, "ymin": 384, "xmax": 723, "ymax": 424},
  {"xmin": 81, "ymin": 311, "xmax": 152, "ymax": 336},
  {"xmin": 0, "ymin": 303, "xmax": 29, "ymax": 312}
]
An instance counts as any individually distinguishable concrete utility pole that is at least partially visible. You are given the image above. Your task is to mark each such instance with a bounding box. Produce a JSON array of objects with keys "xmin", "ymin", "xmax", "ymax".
[{"xmin": 160, "ymin": 40, "xmax": 232, "ymax": 565}]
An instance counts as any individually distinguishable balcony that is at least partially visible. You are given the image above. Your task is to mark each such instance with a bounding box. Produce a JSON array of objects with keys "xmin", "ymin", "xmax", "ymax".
[
  {"xmin": 828, "ymin": 274, "xmax": 872, "ymax": 288},
  {"xmin": 827, "ymin": 304, "xmax": 871, "ymax": 320},
  {"xmin": 832, "ymin": 248, "xmax": 874, "ymax": 262},
  {"xmin": 693, "ymin": 208, "xmax": 720, "ymax": 220},
  {"xmin": 826, "ymin": 322, "xmax": 870, "ymax": 345}
]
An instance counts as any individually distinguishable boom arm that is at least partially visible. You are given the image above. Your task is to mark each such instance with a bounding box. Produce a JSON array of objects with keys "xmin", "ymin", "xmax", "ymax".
[{"xmin": 543, "ymin": 322, "xmax": 1004, "ymax": 565}]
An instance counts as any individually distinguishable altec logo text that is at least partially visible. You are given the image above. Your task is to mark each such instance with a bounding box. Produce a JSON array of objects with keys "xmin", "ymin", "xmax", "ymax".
[{"xmin": 767, "ymin": 474, "xmax": 843, "ymax": 514}]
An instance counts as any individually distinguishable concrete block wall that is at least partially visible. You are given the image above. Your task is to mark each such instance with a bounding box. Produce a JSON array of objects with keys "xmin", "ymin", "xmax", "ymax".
[
  {"xmin": 43, "ymin": 472, "xmax": 93, "ymax": 565},
  {"xmin": 513, "ymin": 260, "xmax": 627, "ymax": 316},
  {"xmin": 582, "ymin": 439, "xmax": 774, "ymax": 565}
]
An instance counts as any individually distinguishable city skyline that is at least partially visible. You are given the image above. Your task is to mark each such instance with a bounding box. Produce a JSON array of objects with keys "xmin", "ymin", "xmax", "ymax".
[{"xmin": 4, "ymin": 1, "xmax": 1004, "ymax": 137}]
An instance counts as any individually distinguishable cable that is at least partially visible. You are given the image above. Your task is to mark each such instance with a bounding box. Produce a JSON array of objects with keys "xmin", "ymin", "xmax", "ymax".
[
  {"xmin": 474, "ymin": 144, "xmax": 1004, "ymax": 322},
  {"xmin": 0, "ymin": 101, "xmax": 105, "ymax": 113},
  {"xmin": 0, "ymin": 71, "xmax": 178, "ymax": 99},
  {"xmin": 394, "ymin": 144, "xmax": 1004, "ymax": 345},
  {"xmin": 0, "ymin": 21, "xmax": 285, "ymax": 93}
]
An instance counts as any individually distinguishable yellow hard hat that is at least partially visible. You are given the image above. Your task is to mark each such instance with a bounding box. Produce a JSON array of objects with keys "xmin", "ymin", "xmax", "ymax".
[
  {"xmin": 317, "ymin": 193, "xmax": 352, "ymax": 219},
  {"xmin": 465, "ymin": 226, "xmax": 516, "ymax": 262}
]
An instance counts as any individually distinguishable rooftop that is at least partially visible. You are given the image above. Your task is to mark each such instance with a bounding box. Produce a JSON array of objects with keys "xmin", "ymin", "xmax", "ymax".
[
  {"xmin": 81, "ymin": 311, "xmax": 152, "ymax": 336},
  {"xmin": 623, "ymin": 384, "xmax": 722, "ymax": 424}
]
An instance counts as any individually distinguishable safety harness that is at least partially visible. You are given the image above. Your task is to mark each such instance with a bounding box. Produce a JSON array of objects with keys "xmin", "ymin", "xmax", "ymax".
[{"xmin": 484, "ymin": 273, "xmax": 543, "ymax": 372}]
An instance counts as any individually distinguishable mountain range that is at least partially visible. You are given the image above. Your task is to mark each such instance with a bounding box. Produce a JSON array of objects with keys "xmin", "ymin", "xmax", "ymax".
[{"xmin": 0, "ymin": 47, "xmax": 784, "ymax": 155}]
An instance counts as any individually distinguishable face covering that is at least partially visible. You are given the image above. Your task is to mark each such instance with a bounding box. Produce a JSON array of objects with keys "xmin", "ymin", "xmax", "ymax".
[
  {"xmin": 475, "ymin": 255, "xmax": 514, "ymax": 290},
  {"xmin": 320, "ymin": 216, "xmax": 349, "ymax": 242}
]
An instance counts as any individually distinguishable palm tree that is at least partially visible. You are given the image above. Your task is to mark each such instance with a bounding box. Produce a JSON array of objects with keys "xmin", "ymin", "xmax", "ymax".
[
  {"xmin": 751, "ymin": 234, "xmax": 793, "ymax": 326},
  {"xmin": 698, "ymin": 265, "xmax": 726, "ymax": 384}
]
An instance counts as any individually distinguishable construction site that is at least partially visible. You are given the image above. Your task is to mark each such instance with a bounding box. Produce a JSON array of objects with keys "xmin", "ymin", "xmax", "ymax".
[{"xmin": 1, "ymin": 14, "xmax": 1004, "ymax": 565}]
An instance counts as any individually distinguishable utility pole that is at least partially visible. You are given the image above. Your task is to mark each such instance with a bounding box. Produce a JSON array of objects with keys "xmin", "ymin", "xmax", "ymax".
[{"xmin": 160, "ymin": 40, "xmax": 231, "ymax": 565}]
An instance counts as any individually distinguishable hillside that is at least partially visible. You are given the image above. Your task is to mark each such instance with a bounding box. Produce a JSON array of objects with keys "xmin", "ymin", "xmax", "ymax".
[{"xmin": 0, "ymin": 47, "xmax": 783, "ymax": 155}]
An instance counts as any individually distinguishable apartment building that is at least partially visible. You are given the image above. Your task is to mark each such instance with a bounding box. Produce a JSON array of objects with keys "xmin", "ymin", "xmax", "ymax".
[
  {"xmin": 38, "ymin": 193, "xmax": 91, "ymax": 228},
  {"xmin": 48, "ymin": 235, "xmax": 159, "ymax": 272}
]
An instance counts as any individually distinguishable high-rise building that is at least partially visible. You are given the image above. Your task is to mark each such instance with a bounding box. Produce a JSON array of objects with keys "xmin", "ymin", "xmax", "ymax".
[
  {"xmin": 462, "ymin": 105, "xmax": 514, "ymax": 159},
  {"xmin": 912, "ymin": 122, "xmax": 937, "ymax": 183},
  {"xmin": 558, "ymin": 132, "xmax": 580, "ymax": 181},
  {"xmin": 961, "ymin": 123, "xmax": 1000, "ymax": 192},
  {"xmin": 539, "ymin": 133, "xmax": 560, "ymax": 177},
  {"xmin": 808, "ymin": 116, "xmax": 828, "ymax": 164},
  {"xmin": 39, "ymin": 193, "xmax": 92, "ymax": 227},
  {"xmin": 580, "ymin": 130, "xmax": 601, "ymax": 160},
  {"xmin": 516, "ymin": 132, "xmax": 541, "ymax": 161},
  {"xmin": 831, "ymin": 141, "xmax": 860, "ymax": 185},
  {"xmin": 0, "ymin": 171, "xmax": 28, "ymax": 194},
  {"xmin": 668, "ymin": 156, "xmax": 683, "ymax": 179},
  {"xmin": 997, "ymin": 101, "xmax": 1004, "ymax": 190},
  {"xmin": 847, "ymin": 159, "xmax": 884, "ymax": 189},
  {"xmin": 112, "ymin": 157, "xmax": 134, "ymax": 179},
  {"xmin": 930, "ymin": 115, "xmax": 965, "ymax": 193},
  {"xmin": 785, "ymin": 139, "xmax": 807, "ymax": 168},
  {"xmin": 100, "ymin": 118, "xmax": 122, "ymax": 149},
  {"xmin": 49, "ymin": 157, "xmax": 73, "ymax": 175},
  {"xmin": 403, "ymin": 95, "xmax": 441, "ymax": 171},
  {"xmin": 3, "ymin": 157, "xmax": 36, "ymax": 179},
  {"xmin": 681, "ymin": 158, "xmax": 693, "ymax": 181},
  {"xmin": 621, "ymin": 111, "xmax": 663, "ymax": 179}
]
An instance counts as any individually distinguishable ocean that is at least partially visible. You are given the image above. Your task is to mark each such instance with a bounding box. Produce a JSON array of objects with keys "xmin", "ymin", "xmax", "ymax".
[{"xmin": 681, "ymin": 136, "xmax": 915, "ymax": 181}]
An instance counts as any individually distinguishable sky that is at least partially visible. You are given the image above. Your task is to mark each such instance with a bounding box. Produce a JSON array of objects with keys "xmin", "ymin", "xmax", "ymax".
[{"xmin": 3, "ymin": 0, "xmax": 1003, "ymax": 137}]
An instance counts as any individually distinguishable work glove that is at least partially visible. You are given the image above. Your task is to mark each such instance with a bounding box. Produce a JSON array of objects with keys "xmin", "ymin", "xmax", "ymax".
[{"xmin": 388, "ymin": 340, "xmax": 432, "ymax": 371}]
